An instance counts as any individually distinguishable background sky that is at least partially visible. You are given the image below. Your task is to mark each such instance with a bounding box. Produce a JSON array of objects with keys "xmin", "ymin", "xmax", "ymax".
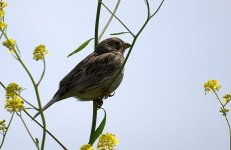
[{"xmin": 1, "ymin": 0, "xmax": 231, "ymax": 149}]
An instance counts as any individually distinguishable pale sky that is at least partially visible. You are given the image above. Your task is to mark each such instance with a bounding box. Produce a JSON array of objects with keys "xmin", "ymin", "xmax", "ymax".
[{"xmin": 1, "ymin": 0, "xmax": 231, "ymax": 150}]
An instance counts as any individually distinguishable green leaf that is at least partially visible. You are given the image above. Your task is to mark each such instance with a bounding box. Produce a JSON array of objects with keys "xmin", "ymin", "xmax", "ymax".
[
  {"xmin": 67, "ymin": 38, "xmax": 94, "ymax": 58},
  {"xmin": 35, "ymin": 138, "xmax": 39, "ymax": 147},
  {"xmin": 89, "ymin": 108, "xmax": 107, "ymax": 145},
  {"xmin": 110, "ymin": 32, "xmax": 129, "ymax": 36}
]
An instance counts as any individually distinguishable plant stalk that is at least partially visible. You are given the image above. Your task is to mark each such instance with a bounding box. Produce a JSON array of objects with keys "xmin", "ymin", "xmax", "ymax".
[
  {"xmin": 0, "ymin": 113, "xmax": 14, "ymax": 148},
  {"xmin": 23, "ymin": 110, "xmax": 68, "ymax": 150},
  {"xmin": 0, "ymin": 29, "xmax": 47, "ymax": 150},
  {"xmin": 88, "ymin": 0, "xmax": 102, "ymax": 145}
]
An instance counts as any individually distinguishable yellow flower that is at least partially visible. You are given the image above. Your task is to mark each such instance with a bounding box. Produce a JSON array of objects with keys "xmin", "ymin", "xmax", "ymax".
[
  {"xmin": 0, "ymin": 1, "xmax": 7, "ymax": 9},
  {"xmin": 97, "ymin": 133, "xmax": 119, "ymax": 150},
  {"xmin": 0, "ymin": 120, "xmax": 7, "ymax": 132},
  {"xmin": 0, "ymin": 9, "xmax": 4, "ymax": 17},
  {"xmin": 5, "ymin": 83, "xmax": 22, "ymax": 99},
  {"xmin": 33, "ymin": 44, "xmax": 48, "ymax": 61},
  {"xmin": 0, "ymin": 20, "xmax": 7, "ymax": 29},
  {"xmin": 223, "ymin": 94, "xmax": 231, "ymax": 105},
  {"xmin": 5, "ymin": 83, "xmax": 24, "ymax": 113},
  {"xmin": 5, "ymin": 96, "xmax": 24, "ymax": 113},
  {"xmin": 80, "ymin": 144, "xmax": 94, "ymax": 150},
  {"xmin": 204, "ymin": 80, "xmax": 221, "ymax": 93},
  {"xmin": 2, "ymin": 38, "xmax": 16, "ymax": 52},
  {"xmin": 0, "ymin": 1, "xmax": 7, "ymax": 17}
]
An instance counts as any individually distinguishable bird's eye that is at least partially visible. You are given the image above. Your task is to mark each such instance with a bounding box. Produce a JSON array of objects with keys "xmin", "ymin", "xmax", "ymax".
[{"xmin": 115, "ymin": 41, "xmax": 120, "ymax": 45}]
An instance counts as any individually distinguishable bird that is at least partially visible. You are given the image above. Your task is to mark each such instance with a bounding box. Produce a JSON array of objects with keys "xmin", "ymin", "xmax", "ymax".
[{"xmin": 33, "ymin": 37, "xmax": 131, "ymax": 118}]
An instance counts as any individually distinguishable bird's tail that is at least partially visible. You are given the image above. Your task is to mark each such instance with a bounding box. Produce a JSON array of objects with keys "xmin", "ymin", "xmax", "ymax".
[{"xmin": 33, "ymin": 96, "xmax": 59, "ymax": 119}]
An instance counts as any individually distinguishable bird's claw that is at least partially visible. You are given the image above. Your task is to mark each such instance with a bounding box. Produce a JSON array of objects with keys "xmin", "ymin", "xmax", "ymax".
[
  {"xmin": 103, "ymin": 91, "xmax": 115, "ymax": 100},
  {"xmin": 95, "ymin": 98, "xmax": 103, "ymax": 109},
  {"xmin": 109, "ymin": 91, "xmax": 115, "ymax": 97}
]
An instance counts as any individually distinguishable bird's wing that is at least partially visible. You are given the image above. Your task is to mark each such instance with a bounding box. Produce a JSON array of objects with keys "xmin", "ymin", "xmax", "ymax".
[{"xmin": 57, "ymin": 52, "xmax": 123, "ymax": 98}]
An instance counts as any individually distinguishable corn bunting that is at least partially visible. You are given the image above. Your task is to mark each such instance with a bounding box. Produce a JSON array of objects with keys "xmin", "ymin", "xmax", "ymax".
[{"xmin": 33, "ymin": 37, "xmax": 131, "ymax": 118}]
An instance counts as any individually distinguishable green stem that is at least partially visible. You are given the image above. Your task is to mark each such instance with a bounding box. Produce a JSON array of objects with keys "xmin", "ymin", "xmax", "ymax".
[
  {"xmin": 37, "ymin": 58, "xmax": 46, "ymax": 86},
  {"xmin": 98, "ymin": 0, "xmax": 121, "ymax": 40},
  {"xmin": 0, "ymin": 31, "xmax": 3, "ymax": 40},
  {"xmin": 0, "ymin": 113, "xmax": 14, "ymax": 149},
  {"xmin": 88, "ymin": 101, "xmax": 98, "ymax": 144},
  {"xmin": 100, "ymin": 1, "xmax": 135, "ymax": 37},
  {"xmin": 94, "ymin": 0, "xmax": 102, "ymax": 47},
  {"xmin": 16, "ymin": 62, "xmax": 46, "ymax": 150},
  {"xmin": 144, "ymin": 0, "xmax": 151, "ymax": 17},
  {"xmin": 88, "ymin": 0, "xmax": 102, "ymax": 144},
  {"xmin": 214, "ymin": 91, "xmax": 224, "ymax": 108},
  {"xmin": 15, "ymin": 44, "xmax": 21, "ymax": 55},
  {"xmin": 150, "ymin": 0, "xmax": 165, "ymax": 18},
  {"xmin": 213, "ymin": 90, "xmax": 231, "ymax": 150},
  {"xmin": 19, "ymin": 114, "xmax": 40, "ymax": 150},
  {"xmin": 225, "ymin": 115, "xmax": 231, "ymax": 150},
  {"xmin": 108, "ymin": 14, "xmax": 149, "ymax": 89},
  {"xmin": 1, "ymin": 29, "xmax": 47, "ymax": 150},
  {"xmin": 23, "ymin": 110, "xmax": 68, "ymax": 150},
  {"xmin": 20, "ymin": 96, "xmax": 38, "ymax": 110},
  {"xmin": 108, "ymin": 0, "xmax": 165, "ymax": 89},
  {"xmin": 108, "ymin": 37, "xmax": 136, "ymax": 89}
]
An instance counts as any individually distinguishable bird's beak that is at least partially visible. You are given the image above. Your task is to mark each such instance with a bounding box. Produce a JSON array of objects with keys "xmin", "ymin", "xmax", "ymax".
[{"xmin": 122, "ymin": 42, "xmax": 131, "ymax": 50}]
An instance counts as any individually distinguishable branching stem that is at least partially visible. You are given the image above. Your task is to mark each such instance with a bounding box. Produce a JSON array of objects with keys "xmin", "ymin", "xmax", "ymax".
[
  {"xmin": 0, "ymin": 113, "xmax": 14, "ymax": 149},
  {"xmin": 88, "ymin": 0, "xmax": 102, "ymax": 145},
  {"xmin": 213, "ymin": 90, "xmax": 231, "ymax": 150},
  {"xmin": 0, "ymin": 29, "xmax": 47, "ymax": 150}
]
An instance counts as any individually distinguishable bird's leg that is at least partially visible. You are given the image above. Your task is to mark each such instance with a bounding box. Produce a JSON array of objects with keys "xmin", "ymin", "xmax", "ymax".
[{"xmin": 95, "ymin": 98, "xmax": 103, "ymax": 109}]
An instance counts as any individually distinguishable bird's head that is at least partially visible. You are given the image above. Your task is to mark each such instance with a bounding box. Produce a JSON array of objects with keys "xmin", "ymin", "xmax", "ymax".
[{"xmin": 95, "ymin": 37, "xmax": 131, "ymax": 54}]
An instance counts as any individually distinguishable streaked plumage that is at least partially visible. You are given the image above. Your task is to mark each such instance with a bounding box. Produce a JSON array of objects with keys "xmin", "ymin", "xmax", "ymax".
[{"xmin": 33, "ymin": 37, "xmax": 131, "ymax": 118}]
